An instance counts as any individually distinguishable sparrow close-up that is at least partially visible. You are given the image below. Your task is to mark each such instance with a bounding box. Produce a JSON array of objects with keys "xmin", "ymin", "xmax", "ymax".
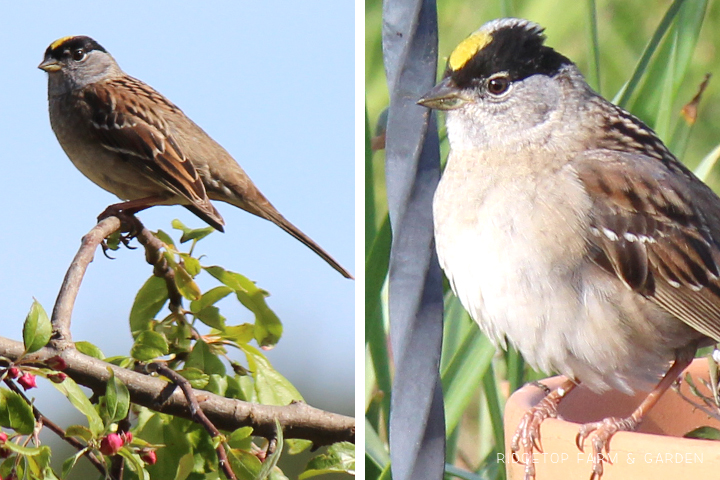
[
  {"xmin": 39, "ymin": 35, "xmax": 351, "ymax": 279},
  {"xmin": 419, "ymin": 17, "xmax": 720, "ymax": 479}
]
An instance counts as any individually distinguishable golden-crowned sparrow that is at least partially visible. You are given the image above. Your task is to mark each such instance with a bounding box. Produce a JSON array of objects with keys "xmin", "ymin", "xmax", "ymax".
[
  {"xmin": 39, "ymin": 36, "xmax": 351, "ymax": 279},
  {"xmin": 419, "ymin": 18, "xmax": 719, "ymax": 479}
]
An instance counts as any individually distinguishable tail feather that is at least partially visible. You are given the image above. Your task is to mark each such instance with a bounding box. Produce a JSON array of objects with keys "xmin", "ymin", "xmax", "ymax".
[{"xmin": 263, "ymin": 209, "xmax": 353, "ymax": 279}]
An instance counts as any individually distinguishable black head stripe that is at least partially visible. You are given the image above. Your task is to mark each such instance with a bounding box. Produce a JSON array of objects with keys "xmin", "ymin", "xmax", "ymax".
[
  {"xmin": 449, "ymin": 22, "xmax": 572, "ymax": 88},
  {"xmin": 46, "ymin": 36, "xmax": 106, "ymax": 60}
]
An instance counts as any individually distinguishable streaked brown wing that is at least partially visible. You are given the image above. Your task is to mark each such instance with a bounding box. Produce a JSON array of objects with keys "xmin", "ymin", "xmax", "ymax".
[
  {"xmin": 80, "ymin": 76, "xmax": 222, "ymax": 227},
  {"xmin": 575, "ymin": 150, "xmax": 720, "ymax": 342}
]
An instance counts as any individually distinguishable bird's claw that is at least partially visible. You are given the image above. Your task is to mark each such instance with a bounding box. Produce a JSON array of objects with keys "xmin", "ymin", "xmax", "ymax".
[
  {"xmin": 575, "ymin": 416, "xmax": 638, "ymax": 479},
  {"xmin": 510, "ymin": 391, "xmax": 562, "ymax": 480}
]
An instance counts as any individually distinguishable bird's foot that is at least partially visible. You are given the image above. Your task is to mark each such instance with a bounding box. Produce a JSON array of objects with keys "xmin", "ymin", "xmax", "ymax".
[
  {"xmin": 576, "ymin": 416, "xmax": 639, "ymax": 480},
  {"xmin": 98, "ymin": 205, "xmax": 145, "ymax": 257},
  {"xmin": 511, "ymin": 380, "xmax": 577, "ymax": 480}
]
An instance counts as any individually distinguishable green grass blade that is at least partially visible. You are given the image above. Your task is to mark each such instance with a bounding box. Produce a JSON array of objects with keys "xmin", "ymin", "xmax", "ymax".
[
  {"xmin": 365, "ymin": 106, "xmax": 377, "ymax": 253},
  {"xmin": 442, "ymin": 325, "xmax": 495, "ymax": 434},
  {"xmin": 365, "ymin": 215, "xmax": 392, "ymax": 423},
  {"xmin": 481, "ymin": 363, "xmax": 505, "ymax": 458},
  {"xmin": 694, "ymin": 142, "xmax": 720, "ymax": 181},
  {"xmin": 585, "ymin": 0, "xmax": 601, "ymax": 92},
  {"xmin": 365, "ymin": 418, "xmax": 391, "ymax": 469},
  {"xmin": 613, "ymin": 0, "xmax": 686, "ymax": 108}
]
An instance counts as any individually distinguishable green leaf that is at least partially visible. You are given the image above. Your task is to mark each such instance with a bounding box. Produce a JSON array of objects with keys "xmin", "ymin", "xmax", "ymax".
[
  {"xmin": 51, "ymin": 376, "xmax": 104, "ymax": 436},
  {"xmin": 166, "ymin": 252, "xmax": 202, "ymax": 301},
  {"xmin": 227, "ymin": 448, "xmax": 262, "ymax": 480},
  {"xmin": 685, "ymin": 426, "xmax": 720, "ymax": 440},
  {"xmin": 204, "ymin": 266, "xmax": 283, "ymax": 347},
  {"xmin": 118, "ymin": 449, "xmax": 150, "ymax": 480},
  {"xmin": 286, "ymin": 439, "xmax": 312, "ymax": 455},
  {"xmin": 179, "ymin": 254, "xmax": 202, "ymax": 277},
  {"xmin": 102, "ymin": 369, "xmax": 131, "ymax": 425},
  {"xmin": 62, "ymin": 449, "xmax": 88, "ymax": 479},
  {"xmin": 131, "ymin": 331, "xmax": 169, "ymax": 361},
  {"xmin": 190, "ymin": 286, "xmax": 233, "ymax": 313},
  {"xmin": 30, "ymin": 445, "xmax": 53, "ymax": 477},
  {"xmin": 130, "ymin": 276, "xmax": 168, "ymax": 337},
  {"xmin": 3, "ymin": 441, "xmax": 45, "ymax": 456},
  {"xmin": 176, "ymin": 368, "xmax": 210, "ymax": 389},
  {"xmin": 227, "ymin": 427, "xmax": 254, "ymax": 450},
  {"xmin": 22, "ymin": 299, "xmax": 51, "ymax": 354},
  {"xmin": 299, "ymin": 442, "xmax": 355, "ymax": 478},
  {"xmin": 0, "ymin": 389, "xmax": 34, "ymax": 434},
  {"xmin": 65, "ymin": 425, "xmax": 93, "ymax": 442},
  {"xmin": 171, "ymin": 219, "xmax": 215, "ymax": 243},
  {"xmin": 154, "ymin": 229, "xmax": 176, "ymax": 248},
  {"xmin": 74, "ymin": 341, "xmax": 105, "ymax": 360},
  {"xmin": 174, "ymin": 452, "xmax": 196, "ymax": 480},
  {"xmin": 254, "ymin": 419, "xmax": 284, "ymax": 480},
  {"xmin": 195, "ymin": 306, "xmax": 226, "ymax": 330},
  {"xmin": 104, "ymin": 230, "xmax": 122, "ymax": 251},
  {"xmin": 206, "ymin": 374, "xmax": 229, "ymax": 396},
  {"xmin": 185, "ymin": 340, "xmax": 226, "ymax": 376},
  {"xmin": 241, "ymin": 345, "xmax": 302, "ymax": 405},
  {"xmin": 219, "ymin": 324, "xmax": 255, "ymax": 346}
]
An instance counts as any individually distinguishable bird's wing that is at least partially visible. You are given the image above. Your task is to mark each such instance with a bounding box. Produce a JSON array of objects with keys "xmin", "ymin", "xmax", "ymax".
[
  {"xmin": 80, "ymin": 76, "xmax": 224, "ymax": 229},
  {"xmin": 574, "ymin": 149, "xmax": 720, "ymax": 342}
]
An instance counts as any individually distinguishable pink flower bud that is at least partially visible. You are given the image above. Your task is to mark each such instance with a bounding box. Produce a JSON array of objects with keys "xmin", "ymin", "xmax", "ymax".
[
  {"xmin": 141, "ymin": 450, "xmax": 157, "ymax": 465},
  {"xmin": 18, "ymin": 373, "xmax": 36, "ymax": 390},
  {"xmin": 7, "ymin": 367, "xmax": 19, "ymax": 379},
  {"xmin": 99, "ymin": 433, "xmax": 124, "ymax": 455},
  {"xmin": 0, "ymin": 432, "xmax": 7, "ymax": 443}
]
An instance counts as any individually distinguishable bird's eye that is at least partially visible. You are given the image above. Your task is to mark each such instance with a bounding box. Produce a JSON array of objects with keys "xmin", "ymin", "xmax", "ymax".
[
  {"xmin": 487, "ymin": 74, "xmax": 510, "ymax": 96},
  {"xmin": 72, "ymin": 49, "xmax": 86, "ymax": 61}
]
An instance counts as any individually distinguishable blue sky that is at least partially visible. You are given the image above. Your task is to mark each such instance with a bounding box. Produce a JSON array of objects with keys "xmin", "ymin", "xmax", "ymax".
[{"xmin": 0, "ymin": 0, "xmax": 354, "ymax": 420}]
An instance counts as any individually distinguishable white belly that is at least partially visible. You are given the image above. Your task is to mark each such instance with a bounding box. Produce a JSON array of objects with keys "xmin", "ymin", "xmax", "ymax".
[{"xmin": 433, "ymin": 158, "xmax": 681, "ymax": 393}]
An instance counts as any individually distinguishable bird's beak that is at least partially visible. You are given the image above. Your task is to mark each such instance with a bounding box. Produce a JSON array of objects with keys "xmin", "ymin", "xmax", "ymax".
[
  {"xmin": 38, "ymin": 58, "xmax": 61, "ymax": 73},
  {"xmin": 418, "ymin": 77, "xmax": 470, "ymax": 110}
]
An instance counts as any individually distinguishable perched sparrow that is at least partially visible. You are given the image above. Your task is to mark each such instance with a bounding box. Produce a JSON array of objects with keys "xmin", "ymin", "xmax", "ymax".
[
  {"xmin": 419, "ymin": 18, "xmax": 720, "ymax": 479},
  {"xmin": 39, "ymin": 36, "xmax": 351, "ymax": 279}
]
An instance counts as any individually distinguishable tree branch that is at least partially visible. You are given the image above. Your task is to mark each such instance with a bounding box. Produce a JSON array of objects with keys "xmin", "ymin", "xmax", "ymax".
[{"xmin": 0, "ymin": 338, "xmax": 353, "ymax": 446}]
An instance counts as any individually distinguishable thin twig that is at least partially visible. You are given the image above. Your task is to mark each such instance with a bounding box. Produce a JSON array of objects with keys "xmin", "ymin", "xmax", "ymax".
[
  {"xmin": 50, "ymin": 217, "xmax": 122, "ymax": 348},
  {"xmin": 675, "ymin": 386, "xmax": 720, "ymax": 422},
  {"xmin": 148, "ymin": 362, "xmax": 237, "ymax": 480},
  {"xmin": 3, "ymin": 378, "xmax": 110, "ymax": 478}
]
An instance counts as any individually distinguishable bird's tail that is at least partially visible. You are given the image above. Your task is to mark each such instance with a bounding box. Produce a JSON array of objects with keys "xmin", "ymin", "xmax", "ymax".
[
  {"xmin": 235, "ymin": 201, "xmax": 351, "ymax": 279},
  {"xmin": 267, "ymin": 209, "xmax": 353, "ymax": 279}
]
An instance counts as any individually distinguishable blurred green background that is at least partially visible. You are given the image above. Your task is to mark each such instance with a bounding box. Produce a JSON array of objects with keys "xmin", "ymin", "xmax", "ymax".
[{"xmin": 366, "ymin": 0, "xmax": 720, "ymax": 478}]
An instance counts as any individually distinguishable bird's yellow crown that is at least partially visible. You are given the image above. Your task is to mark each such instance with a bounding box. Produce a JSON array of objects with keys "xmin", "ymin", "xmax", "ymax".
[
  {"xmin": 448, "ymin": 31, "xmax": 492, "ymax": 71},
  {"xmin": 49, "ymin": 36, "xmax": 76, "ymax": 51}
]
